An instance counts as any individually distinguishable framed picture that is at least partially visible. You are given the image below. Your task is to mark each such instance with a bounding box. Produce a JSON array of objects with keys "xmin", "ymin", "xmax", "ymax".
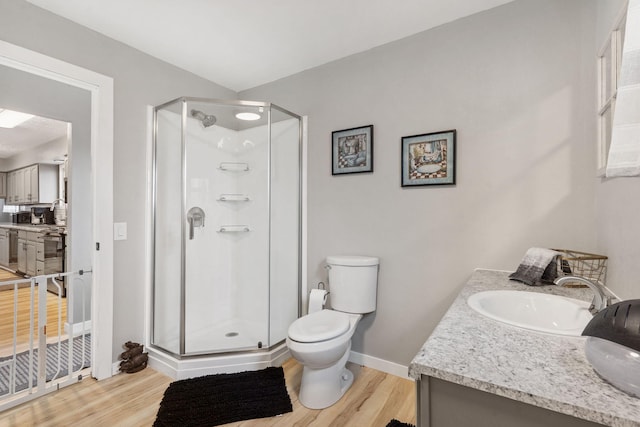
[
  {"xmin": 401, "ymin": 129, "xmax": 456, "ymax": 187},
  {"xmin": 332, "ymin": 125, "xmax": 374, "ymax": 175}
]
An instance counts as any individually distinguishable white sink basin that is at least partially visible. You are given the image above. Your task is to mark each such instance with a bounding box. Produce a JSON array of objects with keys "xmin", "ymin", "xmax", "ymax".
[{"xmin": 467, "ymin": 290, "xmax": 592, "ymax": 336}]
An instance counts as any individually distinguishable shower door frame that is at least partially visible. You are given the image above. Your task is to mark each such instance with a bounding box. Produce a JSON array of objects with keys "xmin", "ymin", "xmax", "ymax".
[{"xmin": 151, "ymin": 96, "xmax": 302, "ymax": 359}]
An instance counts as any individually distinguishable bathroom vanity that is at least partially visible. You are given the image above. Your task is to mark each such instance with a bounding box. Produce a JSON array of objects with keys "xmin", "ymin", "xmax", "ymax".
[{"xmin": 410, "ymin": 269, "xmax": 640, "ymax": 427}]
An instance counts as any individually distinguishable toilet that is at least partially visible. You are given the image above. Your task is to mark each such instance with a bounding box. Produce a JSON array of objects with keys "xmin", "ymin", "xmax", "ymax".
[{"xmin": 286, "ymin": 255, "xmax": 379, "ymax": 409}]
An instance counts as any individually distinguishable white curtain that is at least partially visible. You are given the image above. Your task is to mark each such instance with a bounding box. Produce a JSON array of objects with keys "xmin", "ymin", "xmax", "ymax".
[{"xmin": 606, "ymin": 0, "xmax": 640, "ymax": 177}]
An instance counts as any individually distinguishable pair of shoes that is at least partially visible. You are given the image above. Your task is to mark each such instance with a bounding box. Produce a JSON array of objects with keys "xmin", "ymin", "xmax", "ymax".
[{"xmin": 119, "ymin": 341, "xmax": 148, "ymax": 373}]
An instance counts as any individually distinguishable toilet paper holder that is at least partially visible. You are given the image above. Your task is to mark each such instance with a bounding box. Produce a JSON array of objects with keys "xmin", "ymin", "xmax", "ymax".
[
  {"xmin": 308, "ymin": 283, "xmax": 330, "ymax": 313},
  {"xmin": 316, "ymin": 281, "xmax": 329, "ymax": 295}
]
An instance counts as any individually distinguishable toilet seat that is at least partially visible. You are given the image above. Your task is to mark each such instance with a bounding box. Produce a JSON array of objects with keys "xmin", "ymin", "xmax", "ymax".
[{"xmin": 288, "ymin": 310, "xmax": 350, "ymax": 343}]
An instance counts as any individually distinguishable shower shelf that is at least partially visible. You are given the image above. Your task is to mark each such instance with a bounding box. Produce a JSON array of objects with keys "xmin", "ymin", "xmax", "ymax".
[
  {"xmin": 218, "ymin": 162, "xmax": 249, "ymax": 172},
  {"xmin": 218, "ymin": 225, "xmax": 251, "ymax": 233},
  {"xmin": 217, "ymin": 194, "xmax": 250, "ymax": 202}
]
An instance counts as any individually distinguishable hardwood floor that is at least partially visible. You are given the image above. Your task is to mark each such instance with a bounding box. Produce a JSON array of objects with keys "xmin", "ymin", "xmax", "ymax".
[
  {"xmin": 0, "ymin": 270, "xmax": 20, "ymax": 283},
  {"xmin": 0, "ymin": 280, "xmax": 68, "ymax": 356},
  {"xmin": 0, "ymin": 358, "xmax": 416, "ymax": 427},
  {"xmin": 0, "ymin": 273, "xmax": 414, "ymax": 425}
]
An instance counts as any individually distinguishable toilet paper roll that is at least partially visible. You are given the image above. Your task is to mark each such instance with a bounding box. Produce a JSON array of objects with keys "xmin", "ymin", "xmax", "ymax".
[{"xmin": 308, "ymin": 288, "xmax": 328, "ymax": 313}]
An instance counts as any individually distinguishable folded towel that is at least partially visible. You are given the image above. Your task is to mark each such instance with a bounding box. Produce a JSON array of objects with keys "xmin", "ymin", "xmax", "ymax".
[{"xmin": 509, "ymin": 247, "xmax": 561, "ymax": 286}]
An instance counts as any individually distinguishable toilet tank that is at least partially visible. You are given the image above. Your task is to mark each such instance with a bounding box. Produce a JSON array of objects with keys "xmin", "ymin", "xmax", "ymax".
[{"xmin": 326, "ymin": 255, "xmax": 379, "ymax": 314}]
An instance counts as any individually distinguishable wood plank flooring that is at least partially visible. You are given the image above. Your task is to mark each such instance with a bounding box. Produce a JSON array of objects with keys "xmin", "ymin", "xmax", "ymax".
[
  {"xmin": 0, "ymin": 278, "xmax": 68, "ymax": 356},
  {"xmin": 0, "ymin": 270, "xmax": 20, "ymax": 283},
  {"xmin": 0, "ymin": 357, "xmax": 416, "ymax": 427}
]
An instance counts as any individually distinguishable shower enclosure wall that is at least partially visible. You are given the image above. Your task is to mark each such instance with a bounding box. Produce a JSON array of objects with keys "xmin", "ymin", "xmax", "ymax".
[{"xmin": 152, "ymin": 97, "xmax": 301, "ymax": 362}]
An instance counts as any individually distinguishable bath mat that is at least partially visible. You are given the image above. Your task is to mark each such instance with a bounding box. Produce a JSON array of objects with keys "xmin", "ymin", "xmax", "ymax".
[
  {"xmin": 154, "ymin": 366, "xmax": 292, "ymax": 427},
  {"xmin": 386, "ymin": 420, "xmax": 416, "ymax": 427}
]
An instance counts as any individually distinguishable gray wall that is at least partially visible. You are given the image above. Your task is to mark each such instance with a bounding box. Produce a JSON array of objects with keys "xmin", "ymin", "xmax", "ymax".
[
  {"xmin": 0, "ymin": 0, "xmax": 236, "ymax": 361},
  {"xmin": 594, "ymin": 0, "xmax": 640, "ymax": 301},
  {"xmin": 4, "ymin": 0, "xmax": 631, "ymax": 371},
  {"xmin": 242, "ymin": 0, "xmax": 600, "ymax": 365}
]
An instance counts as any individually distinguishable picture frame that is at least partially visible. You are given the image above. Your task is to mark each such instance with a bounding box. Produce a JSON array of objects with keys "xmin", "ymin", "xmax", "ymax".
[
  {"xmin": 401, "ymin": 129, "xmax": 456, "ymax": 187},
  {"xmin": 332, "ymin": 125, "xmax": 374, "ymax": 175}
]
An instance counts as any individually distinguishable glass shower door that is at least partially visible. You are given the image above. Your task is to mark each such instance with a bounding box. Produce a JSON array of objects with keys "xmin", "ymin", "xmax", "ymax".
[
  {"xmin": 183, "ymin": 100, "xmax": 269, "ymax": 355},
  {"xmin": 153, "ymin": 101, "xmax": 183, "ymax": 355},
  {"xmin": 269, "ymin": 108, "xmax": 301, "ymax": 346}
]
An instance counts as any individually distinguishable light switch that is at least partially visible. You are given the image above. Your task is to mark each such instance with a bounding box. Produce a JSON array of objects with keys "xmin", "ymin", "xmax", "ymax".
[{"xmin": 114, "ymin": 222, "xmax": 127, "ymax": 240}]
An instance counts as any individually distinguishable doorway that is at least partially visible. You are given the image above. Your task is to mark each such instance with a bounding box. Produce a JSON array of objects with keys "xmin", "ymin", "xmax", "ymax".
[{"xmin": 0, "ymin": 40, "xmax": 114, "ymax": 405}]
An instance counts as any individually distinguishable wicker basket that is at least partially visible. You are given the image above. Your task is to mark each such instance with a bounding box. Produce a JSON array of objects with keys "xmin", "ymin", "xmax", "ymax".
[{"xmin": 552, "ymin": 249, "xmax": 608, "ymax": 287}]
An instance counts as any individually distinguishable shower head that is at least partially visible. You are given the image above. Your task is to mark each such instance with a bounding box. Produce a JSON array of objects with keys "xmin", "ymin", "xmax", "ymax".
[{"xmin": 190, "ymin": 109, "xmax": 217, "ymax": 128}]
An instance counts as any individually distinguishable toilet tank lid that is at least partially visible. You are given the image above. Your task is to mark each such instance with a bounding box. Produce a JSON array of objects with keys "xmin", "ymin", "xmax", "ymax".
[{"xmin": 326, "ymin": 255, "xmax": 379, "ymax": 266}]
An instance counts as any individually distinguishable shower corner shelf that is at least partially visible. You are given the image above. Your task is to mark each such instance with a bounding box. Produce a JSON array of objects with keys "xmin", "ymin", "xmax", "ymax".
[
  {"xmin": 217, "ymin": 194, "xmax": 251, "ymax": 202},
  {"xmin": 218, "ymin": 225, "xmax": 251, "ymax": 233},
  {"xmin": 218, "ymin": 162, "xmax": 249, "ymax": 172}
]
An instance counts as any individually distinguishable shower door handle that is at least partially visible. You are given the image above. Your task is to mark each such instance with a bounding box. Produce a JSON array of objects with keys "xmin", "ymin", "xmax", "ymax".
[{"xmin": 187, "ymin": 207, "xmax": 205, "ymax": 240}]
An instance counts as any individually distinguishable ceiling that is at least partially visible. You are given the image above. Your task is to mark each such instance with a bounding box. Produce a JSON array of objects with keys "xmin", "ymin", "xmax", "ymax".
[
  {"xmin": 25, "ymin": 0, "xmax": 515, "ymax": 92},
  {"xmin": 0, "ymin": 113, "xmax": 68, "ymax": 159}
]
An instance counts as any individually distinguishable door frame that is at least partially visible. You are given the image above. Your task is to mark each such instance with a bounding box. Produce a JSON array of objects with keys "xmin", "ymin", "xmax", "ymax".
[{"xmin": 0, "ymin": 40, "xmax": 114, "ymax": 380}]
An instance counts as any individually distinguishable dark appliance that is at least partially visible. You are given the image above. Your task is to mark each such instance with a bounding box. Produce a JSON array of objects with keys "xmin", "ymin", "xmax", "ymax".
[
  {"xmin": 14, "ymin": 211, "xmax": 31, "ymax": 224},
  {"xmin": 44, "ymin": 232, "xmax": 66, "ymax": 296},
  {"xmin": 30, "ymin": 207, "xmax": 55, "ymax": 225},
  {"xmin": 8, "ymin": 229, "xmax": 18, "ymax": 266}
]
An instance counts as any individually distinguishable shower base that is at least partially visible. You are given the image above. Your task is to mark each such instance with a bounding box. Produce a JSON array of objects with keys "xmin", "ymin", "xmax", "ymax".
[
  {"xmin": 147, "ymin": 340, "xmax": 289, "ymax": 380},
  {"xmin": 186, "ymin": 318, "xmax": 266, "ymax": 354},
  {"xmin": 148, "ymin": 316, "xmax": 290, "ymax": 379},
  {"xmin": 152, "ymin": 318, "xmax": 268, "ymax": 355}
]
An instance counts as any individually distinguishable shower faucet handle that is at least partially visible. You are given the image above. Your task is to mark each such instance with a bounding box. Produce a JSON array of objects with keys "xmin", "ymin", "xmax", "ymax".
[{"xmin": 187, "ymin": 207, "xmax": 205, "ymax": 240}]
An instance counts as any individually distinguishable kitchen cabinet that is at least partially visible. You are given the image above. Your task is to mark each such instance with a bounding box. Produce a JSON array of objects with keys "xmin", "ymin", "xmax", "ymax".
[
  {"xmin": 7, "ymin": 171, "xmax": 15, "ymax": 204},
  {"xmin": 6, "ymin": 164, "xmax": 58, "ymax": 205},
  {"xmin": 26, "ymin": 165, "xmax": 39, "ymax": 204},
  {"xmin": 15, "ymin": 168, "xmax": 25, "ymax": 203},
  {"xmin": 0, "ymin": 172, "xmax": 6, "ymax": 199},
  {"xmin": 26, "ymin": 240, "xmax": 36, "ymax": 276},
  {"xmin": 17, "ymin": 230, "xmax": 38, "ymax": 276},
  {"xmin": 17, "ymin": 236, "xmax": 26, "ymax": 273},
  {"xmin": 0, "ymin": 229, "xmax": 9, "ymax": 267}
]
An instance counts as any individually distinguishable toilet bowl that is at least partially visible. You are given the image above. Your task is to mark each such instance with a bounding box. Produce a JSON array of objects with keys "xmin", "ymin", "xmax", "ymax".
[
  {"xmin": 286, "ymin": 310, "xmax": 362, "ymax": 409},
  {"xmin": 286, "ymin": 255, "xmax": 379, "ymax": 409}
]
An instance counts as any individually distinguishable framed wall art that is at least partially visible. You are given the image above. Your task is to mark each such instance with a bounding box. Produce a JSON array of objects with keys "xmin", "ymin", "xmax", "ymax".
[
  {"xmin": 401, "ymin": 129, "xmax": 456, "ymax": 187},
  {"xmin": 332, "ymin": 124, "xmax": 374, "ymax": 175}
]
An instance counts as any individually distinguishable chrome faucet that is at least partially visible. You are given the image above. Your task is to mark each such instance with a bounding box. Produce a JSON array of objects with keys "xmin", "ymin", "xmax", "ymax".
[
  {"xmin": 554, "ymin": 275, "xmax": 612, "ymax": 315},
  {"xmin": 50, "ymin": 198, "xmax": 65, "ymax": 211}
]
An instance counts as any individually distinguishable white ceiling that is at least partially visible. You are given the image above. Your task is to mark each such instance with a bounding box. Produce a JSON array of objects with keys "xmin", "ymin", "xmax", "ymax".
[
  {"xmin": 26, "ymin": 0, "xmax": 515, "ymax": 92},
  {"xmin": 0, "ymin": 114, "xmax": 68, "ymax": 159}
]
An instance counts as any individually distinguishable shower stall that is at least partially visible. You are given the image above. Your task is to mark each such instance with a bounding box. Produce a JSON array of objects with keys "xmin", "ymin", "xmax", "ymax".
[{"xmin": 150, "ymin": 97, "xmax": 301, "ymax": 372}]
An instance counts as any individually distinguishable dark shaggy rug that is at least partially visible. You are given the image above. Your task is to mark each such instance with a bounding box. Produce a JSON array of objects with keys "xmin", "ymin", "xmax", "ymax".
[
  {"xmin": 154, "ymin": 366, "xmax": 292, "ymax": 427},
  {"xmin": 387, "ymin": 419, "xmax": 416, "ymax": 427}
]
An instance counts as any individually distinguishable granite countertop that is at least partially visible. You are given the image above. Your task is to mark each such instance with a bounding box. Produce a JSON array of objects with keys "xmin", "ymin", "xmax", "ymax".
[
  {"xmin": 0, "ymin": 223, "xmax": 66, "ymax": 233},
  {"xmin": 409, "ymin": 269, "xmax": 640, "ymax": 427}
]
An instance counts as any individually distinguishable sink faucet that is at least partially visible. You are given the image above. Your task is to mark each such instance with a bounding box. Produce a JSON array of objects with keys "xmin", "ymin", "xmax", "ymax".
[
  {"xmin": 50, "ymin": 198, "xmax": 65, "ymax": 211},
  {"xmin": 554, "ymin": 275, "xmax": 611, "ymax": 315}
]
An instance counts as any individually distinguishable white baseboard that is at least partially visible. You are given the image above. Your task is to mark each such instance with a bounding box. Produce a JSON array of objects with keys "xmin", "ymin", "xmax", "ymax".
[
  {"xmin": 112, "ymin": 361, "xmax": 122, "ymax": 376},
  {"xmin": 348, "ymin": 350, "xmax": 410, "ymax": 380},
  {"xmin": 64, "ymin": 320, "xmax": 92, "ymax": 336},
  {"xmin": 140, "ymin": 345, "xmax": 406, "ymax": 381}
]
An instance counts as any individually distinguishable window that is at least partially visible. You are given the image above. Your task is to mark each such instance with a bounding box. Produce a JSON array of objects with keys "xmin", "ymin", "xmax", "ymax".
[{"xmin": 597, "ymin": 11, "xmax": 626, "ymax": 175}]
